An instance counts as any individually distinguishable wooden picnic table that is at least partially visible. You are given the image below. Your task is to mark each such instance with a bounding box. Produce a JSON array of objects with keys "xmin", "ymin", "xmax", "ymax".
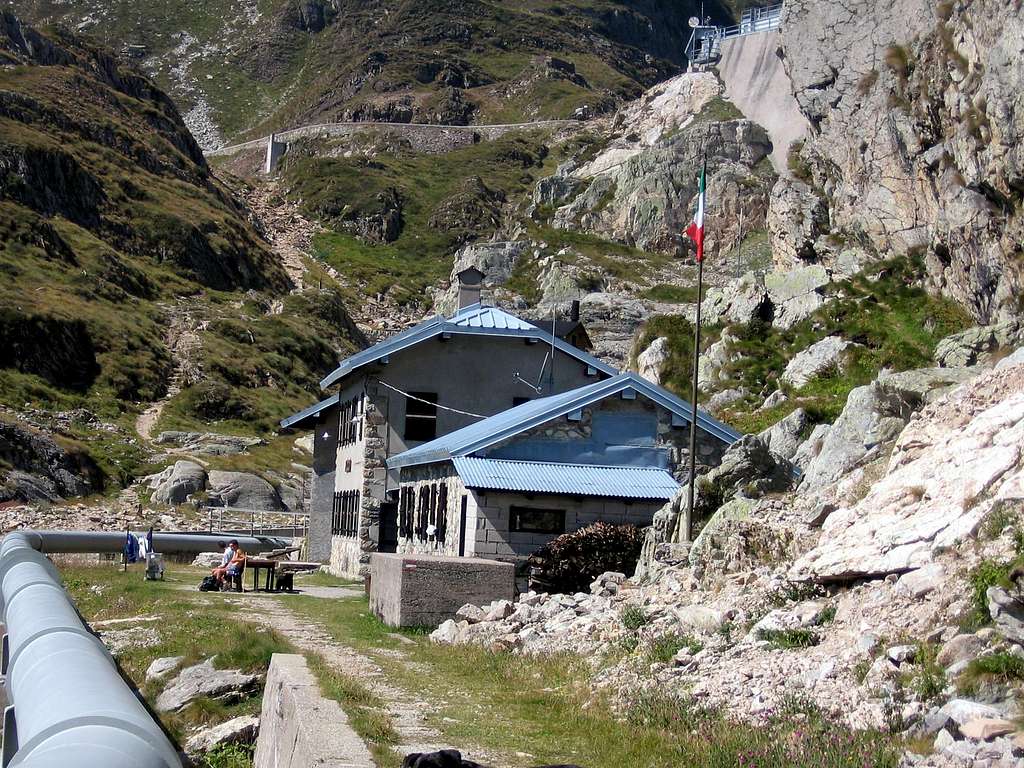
[{"xmin": 246, "ymin": 557, "xmax": 322, "ymax": 592}]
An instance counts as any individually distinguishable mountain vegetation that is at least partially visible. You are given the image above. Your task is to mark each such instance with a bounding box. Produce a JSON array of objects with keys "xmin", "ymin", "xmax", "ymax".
[{"xmin": 18, "ymin": 0, "xmax": 731, "ymax": 144}]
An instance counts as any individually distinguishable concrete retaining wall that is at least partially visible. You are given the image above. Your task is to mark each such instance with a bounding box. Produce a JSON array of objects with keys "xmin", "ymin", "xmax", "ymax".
[
  {"xmin": 369, "ymin": 553, "xmax": 514, "ymax": 628},
  {"xmin": 254, "ymin": 653, "xmax": 372, "ymax": 768},
  {"xmin": 207, "ymin": 120, "xmax": 575, "ymax": 159},
  {"xmin": 717, "ymin": 31, "xmax": 809, "ymax": 175}
]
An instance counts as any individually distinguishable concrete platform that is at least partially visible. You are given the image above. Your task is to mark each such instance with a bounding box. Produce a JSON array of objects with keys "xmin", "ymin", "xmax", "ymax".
[
  {"xmin": 254, "ymin": 653, "xmax": 373, "ymax": 768},
  {"xmin": 369, "ymin": 553, "xmax": 514, "ymax": 628}
]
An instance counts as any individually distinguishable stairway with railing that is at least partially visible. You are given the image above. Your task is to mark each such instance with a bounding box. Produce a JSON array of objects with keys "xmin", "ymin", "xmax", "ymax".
[{"xmin": 686, "ymin": 2, "xmax": 784, "ymax": 66}]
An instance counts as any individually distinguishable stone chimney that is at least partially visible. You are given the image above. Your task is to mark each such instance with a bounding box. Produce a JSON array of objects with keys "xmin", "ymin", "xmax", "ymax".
[
  {"xmin": 456, "ymin": 267, "xmax": 485, "ymax": 309},
  {"xmin": 570, "ymin": 299, "xmax": 581, "ymax": 323}
]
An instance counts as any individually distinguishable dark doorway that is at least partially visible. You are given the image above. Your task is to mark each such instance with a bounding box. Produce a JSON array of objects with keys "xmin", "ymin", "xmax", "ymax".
[
  {"xmin": 458, "ymin": 495, "xmax": 468, "ymax": 557},
  {"xmin": 379, "ymin": 501, "xmax": 399, "ymax": 553}
]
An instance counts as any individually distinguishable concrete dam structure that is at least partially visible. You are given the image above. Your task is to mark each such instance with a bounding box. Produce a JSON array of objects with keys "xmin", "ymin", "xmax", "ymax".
[{"xmin": 716, "ymin": 30, "xmax": 810, "ymax": 176}]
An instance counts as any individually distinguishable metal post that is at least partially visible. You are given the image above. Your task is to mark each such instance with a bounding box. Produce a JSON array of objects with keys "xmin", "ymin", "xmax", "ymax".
[{"xmin": 685, "ymin": 257, "xmax": 704, "ymax": 544}]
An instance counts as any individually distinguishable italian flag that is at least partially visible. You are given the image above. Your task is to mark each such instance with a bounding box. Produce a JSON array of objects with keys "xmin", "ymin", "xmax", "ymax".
[{"xmin": 685, "ymin": 163, "xmax": 707, "ymax": 263}]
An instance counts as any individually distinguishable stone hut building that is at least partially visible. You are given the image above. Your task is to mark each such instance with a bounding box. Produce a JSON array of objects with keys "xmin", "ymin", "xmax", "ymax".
[
  {"xmin": 384, "ymin": 372, "xmax": 740, "ymax": 562},
  {"xmin": 280, "ymin": 288, "xmax": 619, "ymax": 576}
]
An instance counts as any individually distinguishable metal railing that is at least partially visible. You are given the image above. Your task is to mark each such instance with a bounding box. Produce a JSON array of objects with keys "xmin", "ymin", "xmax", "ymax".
[
  {"xmin": 204, "ymin": 506, "xmax": 309, "ymax": 538},
  {"xmin": 686, "ymin": 2, "xmax": 784, "ymax": 65},
  {"xmin": 0, "ymin": 532, "xmax": 182, "ymax": 767}
]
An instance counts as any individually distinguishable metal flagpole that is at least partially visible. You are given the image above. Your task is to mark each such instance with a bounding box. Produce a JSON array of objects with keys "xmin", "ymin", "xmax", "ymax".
[{"xmin": 685, "ymin": 132, "xmax": 711, "ymax": 544}]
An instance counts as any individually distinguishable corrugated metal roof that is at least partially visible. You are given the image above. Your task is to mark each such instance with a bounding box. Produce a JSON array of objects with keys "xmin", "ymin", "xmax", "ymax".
[
  {"xmin": 449, "ymin": 305, "xmax": 538, "ymax": 330},
  {"xmin": 317, "ymin": 303, "xmax": 616, "ymax": 390},
  {"xmin": 279, "ymin": 393, "xmax": 340, "ymax": 429},
  {"xmin": 387, "ymin": 371, "xmax": 743, "ymax": 469},
  {"xmin": 453, "ymin": 457, "xmax": 680, "ymax": 500}
]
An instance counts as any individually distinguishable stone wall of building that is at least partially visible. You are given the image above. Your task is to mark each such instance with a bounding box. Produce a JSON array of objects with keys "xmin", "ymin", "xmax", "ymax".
[
  {"xmin": 466, "ymin": 489, "xmax": 664, "ymax": 560},
  {"xmin": 395, "ymin": 463, "xmax": 466, "ymax": 558}
]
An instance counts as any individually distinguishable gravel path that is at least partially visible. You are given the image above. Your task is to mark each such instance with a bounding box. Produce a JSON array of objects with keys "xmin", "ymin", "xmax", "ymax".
[{"xmin": 240, "ymin": 595, "xmax": 503, "ymax": 763}]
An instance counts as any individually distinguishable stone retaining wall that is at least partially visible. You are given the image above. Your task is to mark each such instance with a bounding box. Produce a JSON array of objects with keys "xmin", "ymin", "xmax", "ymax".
[
  {"xmin": 207, "ymin": 120, "xmax": 576, "ymax": 158},
  {"xmin": 253, "ymin": 653, "xmax": 372, "ymax": 768}
]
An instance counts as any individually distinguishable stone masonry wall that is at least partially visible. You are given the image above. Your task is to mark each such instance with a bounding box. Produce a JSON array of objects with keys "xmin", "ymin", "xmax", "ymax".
[
  {"xmin": 395, "ymin": 463, "xmax": 465, "ymax": 557},
  {"xmin": 468, "ymin": 489, "xmax": 664, "ymax": 560}
]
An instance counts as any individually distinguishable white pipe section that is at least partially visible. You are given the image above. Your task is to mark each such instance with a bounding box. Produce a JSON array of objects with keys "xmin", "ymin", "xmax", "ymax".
[
  {"xmin": 0, "ymin": 533, "xmax": 184, "ymax": 767},
  {"xmin": 11, "ymin": 530, "xmax": 289, "ymax": 554}
]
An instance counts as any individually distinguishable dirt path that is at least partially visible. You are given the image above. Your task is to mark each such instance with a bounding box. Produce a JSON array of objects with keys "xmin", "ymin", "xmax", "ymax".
[
  {"xmin": 243, "ymin": 595, "xmax": 503, "ymax": 764},
  {"xmin": 134, "ymin": 300, "xmax": 205, "ymax": 442}
]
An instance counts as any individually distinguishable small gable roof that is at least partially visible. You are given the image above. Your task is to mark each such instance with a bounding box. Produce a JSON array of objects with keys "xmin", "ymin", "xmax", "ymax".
[
  {"xmin": 318, "ymin": 303, "xmax": 617, "ymax": 390},
  {"xmin": 387, "ymin": 371, "xmax": 742, "ymax": 469}
]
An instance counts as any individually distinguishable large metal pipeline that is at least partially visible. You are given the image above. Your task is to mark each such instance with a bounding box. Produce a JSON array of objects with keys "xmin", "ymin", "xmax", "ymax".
[
  {"xmin": 0, "ymin": 532, "xmax": 183, "ymax": 768},
  {"xmin": 12, "ymin": 530, "xmax": 290, "ymax": 555}
]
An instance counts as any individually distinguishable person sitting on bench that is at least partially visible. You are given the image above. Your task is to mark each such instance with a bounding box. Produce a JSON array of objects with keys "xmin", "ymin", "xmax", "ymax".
[
  {"xmin": 211, "ymin": 540, "xmax": 234, "ymax": 588},
  {"xmin": 224, "ymin": 540, "xmax": 246, "ymax": 592}
]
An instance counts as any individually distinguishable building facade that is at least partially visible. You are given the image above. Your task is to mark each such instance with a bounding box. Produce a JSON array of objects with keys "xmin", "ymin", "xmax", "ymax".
[
  {"xmin": 385, "ymin": 373, "xmax": 740, "ymax": 563},
  {"xmin": 281, "ymin": 300, "xmax": 619, "ymax": 576}
]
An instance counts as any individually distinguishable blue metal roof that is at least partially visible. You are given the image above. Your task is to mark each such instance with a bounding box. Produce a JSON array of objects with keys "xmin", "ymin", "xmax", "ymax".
[
  {"xmin": 388, "ymin": 372, "xmax": 743, "ymax": 469},
  {"xmin": 280, "ymin": 393, "xmax": 340, "ymax": 429},
  {"xmin": 318, "ymin": 304, "xmax": 617, "ymax": 389},
  {"xmin": 452, "ymin": 457, "xmax": 680, "ymax": 500}
]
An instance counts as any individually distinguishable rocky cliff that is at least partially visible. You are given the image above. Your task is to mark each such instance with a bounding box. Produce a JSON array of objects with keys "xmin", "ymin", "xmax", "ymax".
[
  {"xmin": 775, "ymin": 0, "xmax": 1024, "ymax": 323},
  {"xmin": 0, "ymin": 15, "xmax": 361, "ymax": 505}
]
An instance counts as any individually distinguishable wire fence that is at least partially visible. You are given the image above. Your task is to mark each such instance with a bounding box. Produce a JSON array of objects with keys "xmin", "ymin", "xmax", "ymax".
[{"xmin": 204, "ymin": 506, "xmax": 309, "ymax": 538}]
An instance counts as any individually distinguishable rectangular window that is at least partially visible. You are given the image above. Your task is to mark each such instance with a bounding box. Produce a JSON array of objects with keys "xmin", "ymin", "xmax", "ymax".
[
  {"xmin": 337, "ymin": 395, "xmax": 363, "ymax": 446},
  {"xmin": 512, "ymin": 396, "xmax": 531, "ymax": 407},
  {"xmin": 332, "ymin": 490, "xmax": 360, "ymax": 537},
  {"xmin": 510, "ymin": 506, "xmax": 566, "ymax": 535},
  {"xmin": 404, "ymin": 392, "xmax": 438, "ymax": 441}
]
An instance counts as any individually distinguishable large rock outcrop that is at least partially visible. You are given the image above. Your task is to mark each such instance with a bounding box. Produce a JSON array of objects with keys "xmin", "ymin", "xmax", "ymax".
[
  {"xmin": 0, "ymin": 420, "xmax": 104, "ymax": 502},
  {"xmin": 792, "ymin": 362, "xmax": 1024, "ymax": 582},
  {"xmin": 777, "ymin": 0, "xmax": 1024, "ymax": 322}
]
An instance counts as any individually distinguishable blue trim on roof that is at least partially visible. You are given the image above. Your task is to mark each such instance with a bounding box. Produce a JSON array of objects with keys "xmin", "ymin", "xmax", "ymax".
[
  {"xmin": 280, "ymin": 393, "xmax": 340, "ymax": 429},
  {"xmin": 452, "ymin": 457, "xmax": 680, "ymax": 500},
  {"xmin": 318, "ymin": 304, "xmax": 617, "ymax": 389},
  {"xmin": 387, "ymin": 372, "xmax": 742, "ymax": 469}
]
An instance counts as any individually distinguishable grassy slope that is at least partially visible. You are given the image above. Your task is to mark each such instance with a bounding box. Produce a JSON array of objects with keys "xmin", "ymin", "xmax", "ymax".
[
  {"xmin": 0, "ymin": 18, "xmax": 360, "ymax": 494},
  {"xmin": 633, "ymin": 255, "xmax": 974, "ymax": 434},
  {"xmin": 18, "ymin": 0, "xmax": 732, "ymax": 143}
]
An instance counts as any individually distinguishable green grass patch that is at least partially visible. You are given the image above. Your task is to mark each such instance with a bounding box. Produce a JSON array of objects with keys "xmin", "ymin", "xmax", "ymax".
[
  {"xmin": 757, "ymin": 628, "xmax": 820, "ymax": 649},
  {"xmin": 288, "ymin": 594, "xmax": 897, "ymax": 767},
  {"xmin": 58, "ymin": 563, "xmax": 294, "ymax": 747},
  {"xmin": 648, "ymin": 632, "xmax": 703, "ymax": 663}
]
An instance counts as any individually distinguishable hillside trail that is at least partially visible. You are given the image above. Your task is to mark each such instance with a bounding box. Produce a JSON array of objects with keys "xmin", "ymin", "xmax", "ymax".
[
  {"xmin": 242, "ymin": 595, "xmax": 507, "ymax": 766},
  {"xmin": 134, "ymin": 300, "xmax": 205, "ymax": 442},
  {"xmin": 244, "ymin": 180, "xmax": 313, "ymax": 291}
]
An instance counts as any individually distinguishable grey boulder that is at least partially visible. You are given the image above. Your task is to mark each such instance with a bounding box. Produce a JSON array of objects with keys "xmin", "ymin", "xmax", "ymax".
[
  {"xmin": 149, "ymin": 460, "xmax": 207, "ymax": 505},
  {"xmin": 207, "ymin": 471, "xmax": 285, "ymax": 511},
  {"xmin": 155, "ymin": 658, "xmax": 260, "ymax": 712}
]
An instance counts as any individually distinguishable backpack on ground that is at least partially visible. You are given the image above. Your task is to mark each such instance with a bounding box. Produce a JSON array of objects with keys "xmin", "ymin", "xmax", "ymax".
[{"xmin": 198, "ymin": 575, "xmax": 220, "ymax": 592}]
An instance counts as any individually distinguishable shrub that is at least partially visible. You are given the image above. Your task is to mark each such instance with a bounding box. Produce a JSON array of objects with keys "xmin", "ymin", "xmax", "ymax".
[
  {"xmin": 963, "ymin": 559, "xmax": 1015, "ymax": 629},
  {"xmin": 621, "ymin": 605, "xmax": 650, "ymax": 631},
  {"xmin": 904, "ymin": 643, "xmax": 945, "ymax": 703},
  {"xmin": 201, "ymin": 743, "xmax": 253, "ymax": 768},
  {"xmin": 647, "ymin": 633, "xmax": 703, "ymax": 663},
  {"xmin": 757, "ymin": 628, "xmax": 820, "ymax": 649},
  {"xmin": 527, "ymin": 522, "xmax": 644, "ymax": 594}
]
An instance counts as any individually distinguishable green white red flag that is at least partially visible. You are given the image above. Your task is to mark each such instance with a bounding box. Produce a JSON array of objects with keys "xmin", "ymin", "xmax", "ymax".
[{"xmin": 685, "ymin": 163, "xmax": 707, "ymax": 263}]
